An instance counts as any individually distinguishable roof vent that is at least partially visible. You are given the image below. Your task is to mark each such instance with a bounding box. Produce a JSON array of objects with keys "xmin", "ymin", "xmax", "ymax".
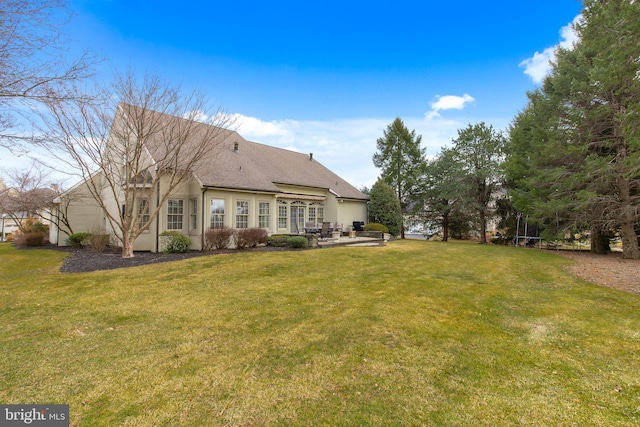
[
  {"xmin": 234, "ymin": 142, "xmax": 239, "ymax": 152},
  {"xmin": 309, "ymin": 153, "xmax": 313, "ymax": 161}
]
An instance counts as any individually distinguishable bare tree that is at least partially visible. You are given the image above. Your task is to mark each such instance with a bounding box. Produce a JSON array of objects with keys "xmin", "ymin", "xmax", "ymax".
[
  {"xmin": 0, "ymin": 0, "xmax": 93, "ymax": 150},
  {"xmin": 37, "ymin": 71, "xmax": 234, "ymax": 258},
  {"xmin": 0, "ymin": 163, "xmax": 57, "ymax": 232}
]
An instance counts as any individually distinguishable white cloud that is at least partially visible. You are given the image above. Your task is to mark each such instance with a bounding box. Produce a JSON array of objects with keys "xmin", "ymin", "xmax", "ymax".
[
  {"xmin": 426, "ymin": 94, "xmax": 475, "ymax": 119},
  {"xmin": 233, "ymin": 114, "xmax": 387, "ymax": 189},
  {"xmin": 4, "ymin": 110, "xmax": 506, "ymax": 193},
  {"xmin": 232, "ymin": 114, "xmax": 294, "ymax": 140},
  {"xmin": 520, "ymin": 15, "xmax": 583, "ymax": 84},
  {"xmin": 230, "ymin": 111, "xmax": 507, "ymax": 190}
]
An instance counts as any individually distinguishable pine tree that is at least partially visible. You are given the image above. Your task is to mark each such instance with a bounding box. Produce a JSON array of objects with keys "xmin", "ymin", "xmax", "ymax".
[
  {"xmin": 506, "ymin": 0, "xmax": 640, "ymax": 258},
  {"xmin": 372, "ymin": 118, "xmax": 426, "ymax": 238},
  {"xmin": 368, "ymin": 179, "xmax": 402, "ymax": 237},
  {"xmin": 450, "ymin": 123, "xmax": 505, "ymax": 244}
]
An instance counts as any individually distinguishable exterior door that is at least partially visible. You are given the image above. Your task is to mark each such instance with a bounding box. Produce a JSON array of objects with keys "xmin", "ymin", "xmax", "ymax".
[{"xmin": 290, "ymin": 206, "xmax": 305, "ymax": 234}]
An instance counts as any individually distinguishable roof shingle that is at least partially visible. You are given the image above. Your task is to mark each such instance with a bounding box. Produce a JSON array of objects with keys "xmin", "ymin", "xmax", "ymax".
[{"xmin": 126, "ymin": 104, "xmax": 367, "ymax": 200}]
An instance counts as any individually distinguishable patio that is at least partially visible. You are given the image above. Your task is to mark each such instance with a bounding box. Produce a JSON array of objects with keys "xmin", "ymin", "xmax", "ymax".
[{"xmin": 315, "ymin": 233, "xmax": 385, "ymax": 248}]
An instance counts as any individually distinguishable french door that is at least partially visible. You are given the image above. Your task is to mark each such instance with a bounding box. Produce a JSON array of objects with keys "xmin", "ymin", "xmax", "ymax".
[{"xmin": 290, "ymin": 205, "xmax": 305, "ymax": 234}]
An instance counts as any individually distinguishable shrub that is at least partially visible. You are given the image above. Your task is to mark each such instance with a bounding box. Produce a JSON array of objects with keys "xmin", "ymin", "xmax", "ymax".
[
  {"xmin": 159, "ymin": 231, "xmax": 192, "ymax": 253},
  {"xmin": 14, "ymin": 232, "xmax": 46, "ymax": 248},
  {"xmin": 65, "ymin": 232, "xmax": 92, "ymax": 249},
  {"xmin": 368, "ymin": 179, "xmax": 402, "ymax": 236},
  {"xmin": 204, "ymin": 226, "xmax": 234, "ymax": 251},
  {"xmin": 22, "ymin": 218, "xmax": 49, "ymax": 234},
  {"xmin": 267, "ymin": 234, "xmax": 289, "ymax": 247},
  {"xmin": 287, "ymin": 236, "xmax": 308, "ymax": 248},
  {"xmin": 235, "ymin": 227, "xmax": 269, "ymax": 250},
  {"xmin": 87, "ymin": 233, "xmax": 110, "ymax": 253},
  {"xmin": 363, "ymin": 223, "xmax": 389, "ymax": 233}
]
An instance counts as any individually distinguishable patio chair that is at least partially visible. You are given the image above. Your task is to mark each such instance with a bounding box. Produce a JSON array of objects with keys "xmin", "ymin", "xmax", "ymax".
[{"xmin": 319, "ymin": 222, "xmax": 332, "ymax": 240}]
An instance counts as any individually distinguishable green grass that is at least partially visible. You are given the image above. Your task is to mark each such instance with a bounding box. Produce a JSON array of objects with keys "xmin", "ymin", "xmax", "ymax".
[{"xmin": 1, "ymin": 240, "xmax": 639, "ymax": 426}]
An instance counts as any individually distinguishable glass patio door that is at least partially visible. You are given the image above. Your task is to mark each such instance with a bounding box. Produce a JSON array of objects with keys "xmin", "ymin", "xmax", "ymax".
[{"xmin": 290, "ymin": 205, "xmax": 305, "ymax": 234}]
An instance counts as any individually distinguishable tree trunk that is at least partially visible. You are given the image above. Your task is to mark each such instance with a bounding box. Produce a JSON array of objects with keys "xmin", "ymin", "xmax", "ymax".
[
  {"xmin": 478, "ymin": 209, "xmax": 487, "ymax": 244},
  {"xmin": 442, "ymin": 212, "xmax": 449, "ymax": 242},
  {"xmin": 122, "ymin": 236, "xmax": 135, "ymax": 258},
  {"xmin": 590, "ymin": 227, "xmax": 610, "ymax": 255},
  {"xmin": 619, "ymin": 204, "xmax": 640, "ymax": 259},
  {"xmin": 615, "ymin": 132, "xmax": 640, "ymax": 259},
  {"xmin": 613, "ymin": 108, "xmax": 640, "ymax": 259}
]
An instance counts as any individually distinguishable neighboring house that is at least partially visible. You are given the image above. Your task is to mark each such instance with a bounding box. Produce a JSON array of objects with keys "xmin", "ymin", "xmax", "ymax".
[
  {"xmin": 50, "ymin": 107, "xmax": 369, "ymax": 251},
  {"xmin": 0, "ymin": 179, "xmax": 55, "ymax": 240}
]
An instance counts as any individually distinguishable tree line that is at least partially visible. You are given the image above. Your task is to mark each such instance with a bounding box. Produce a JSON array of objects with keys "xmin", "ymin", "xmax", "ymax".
[
  {"xmin": 370, "ymin": 0, "xmax": 640, "ymax": 259},
  {"xmin": 369, "ymin": 118, "xmax": 505, "ymax": 245}
]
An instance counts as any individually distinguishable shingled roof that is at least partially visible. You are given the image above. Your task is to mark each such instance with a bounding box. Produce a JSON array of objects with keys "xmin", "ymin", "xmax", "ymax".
[
  {"xmin": 195, "ymin": 135, "xmax": 368, "ymax": 200},
  {"xmin": 121, "ymin": 104, "xmax": 367, "ymax": 201}
]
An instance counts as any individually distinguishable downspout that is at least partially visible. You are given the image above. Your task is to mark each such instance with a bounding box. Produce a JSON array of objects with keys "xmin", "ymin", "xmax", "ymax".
[
  {"xmin": 155, "ymin": 179, "xmax": 160, "ymax": 253},
  {"xmin": 55, "ymin": 207, "xmax": 60, "ymax": 246},
  {"xmin": 366, "ymin": 199, "xmax": 369, "ymax": 225},
  {"xmin": 201, "ymin": 187, "xmax": 206, "ymax": 249}
]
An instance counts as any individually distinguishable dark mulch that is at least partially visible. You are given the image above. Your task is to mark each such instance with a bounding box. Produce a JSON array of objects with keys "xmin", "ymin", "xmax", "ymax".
[{"xmin": 47, "ymin": 245, "xmax": 296, "ymax": 273}]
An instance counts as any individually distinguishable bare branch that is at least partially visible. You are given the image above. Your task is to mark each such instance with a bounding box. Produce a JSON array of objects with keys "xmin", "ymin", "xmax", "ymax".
[
  {"xmin": 0, "ymin": 0, "xmax": 96, "ymax": 151},
  {"xmin": 37, "ymin": 70, "xmax": 234, "ymax": 257}
]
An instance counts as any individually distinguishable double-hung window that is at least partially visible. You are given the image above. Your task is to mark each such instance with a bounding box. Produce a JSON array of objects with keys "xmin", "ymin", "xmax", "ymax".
[
  {"xmin": 309, "ymin": 203, "xmax": 324, "ymax": 225},
  {"xmin": 210, "ymin": 199, "xmax": 225, "ymax": 228},
  {"xmin": 137, "ymin": 198, "xmax": 150, "ymax": 226},
  {"xmin": 278, "ymin": 201, "xmax": 287, "ymax": 230},
  {"xmin": 236, "ymin": 200, "xmax": 249, "ymax": 229},
  {"xmin": 258, "ymin": 202, "xmax": 270, "ymax": 228},
  {"xmin": 167, "ymin": 199, "xmax": 184, "ymax": 230},
  {"xmin": 190, "ymin": 198, "xmax": 198, "ymax": 230},
  {"xmin": 316, "ymin": 206, "xmax": 324, "ymax": 224}
]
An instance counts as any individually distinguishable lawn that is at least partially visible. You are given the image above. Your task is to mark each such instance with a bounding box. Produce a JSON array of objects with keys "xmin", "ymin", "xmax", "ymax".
[{"xmin": 1, "ymin": 240, "xmax": 639, "ymax": 426}]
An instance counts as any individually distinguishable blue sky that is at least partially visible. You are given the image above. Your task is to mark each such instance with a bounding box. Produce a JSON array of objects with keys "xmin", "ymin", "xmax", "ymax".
[{"xmin": 8, "ymin": 0, "xmax": 585, "ymax": 189}]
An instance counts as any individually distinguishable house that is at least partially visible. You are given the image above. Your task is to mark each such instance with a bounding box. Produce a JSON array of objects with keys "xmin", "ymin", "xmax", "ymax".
[
  {"xmin": 0, "ymin": 178, "xmax": 56, "ymax": 240},
  {"xmin": 49, "ymin": 105, "xmax": 369, "ymax": 251}
]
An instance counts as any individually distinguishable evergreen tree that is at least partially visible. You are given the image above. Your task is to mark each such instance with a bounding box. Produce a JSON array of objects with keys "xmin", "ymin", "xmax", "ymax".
[
  {"xmin": 506, "ymin": 0, "xmax": 640, "ymax": 258},
  {"xmin": 450, "ymin": 122, "xmax": 505, "ymax": 244},
  {"xmin": 416, "ymin": 148, "xmax": 463, "ymax": 241},
  {"xmin": 368, "ymin": 179, "xmax": 402, "ymax": 237},
  {"xmin": 372, "ymin": 118, "xmax": 426, "ymax": 238}
]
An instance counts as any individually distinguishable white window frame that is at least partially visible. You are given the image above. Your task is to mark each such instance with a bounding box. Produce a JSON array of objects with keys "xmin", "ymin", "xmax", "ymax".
[
  {"xmin": 236, "ymin": 200, "xmax": 249, "ymax": 229},
  {"xmin": 210, "ymin": 199, "xmax": 225, "ymax": 229},
  {"xmin": 137, "ymin": 197, "xmax": 150, "ymax": 230},
  {"xmin": 258, "ymin": 201, "xmax": 270, "ymax": 229},
  {"xmin": 190, "ymin": 198, "xmax": 198, "ymax": 231},
  {"xmin": 309, "ymin": 203, "xmax": 324, "ymax": 225},
  {"xmin": 277, "ymin": 200, "xmax": 288, "ymax": 230},
  {"xmin": 167, "ymin": 199, "xmax": 184, "ymax": 230}
]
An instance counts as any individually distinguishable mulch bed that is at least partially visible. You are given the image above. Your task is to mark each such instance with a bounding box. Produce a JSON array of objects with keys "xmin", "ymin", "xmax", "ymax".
[
  {"xmin": 54, "ymin": 245, "xmax": 295, "ymax": 273},
  {"xmin": 554, "ymin": 250, "xmax": 640, "ymax": 295}
]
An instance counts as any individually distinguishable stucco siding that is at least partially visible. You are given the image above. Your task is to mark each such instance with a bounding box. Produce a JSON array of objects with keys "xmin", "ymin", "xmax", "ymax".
[{"xmin": 337, "ymin": 200, "xmax": 368, "ymax": 231}]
